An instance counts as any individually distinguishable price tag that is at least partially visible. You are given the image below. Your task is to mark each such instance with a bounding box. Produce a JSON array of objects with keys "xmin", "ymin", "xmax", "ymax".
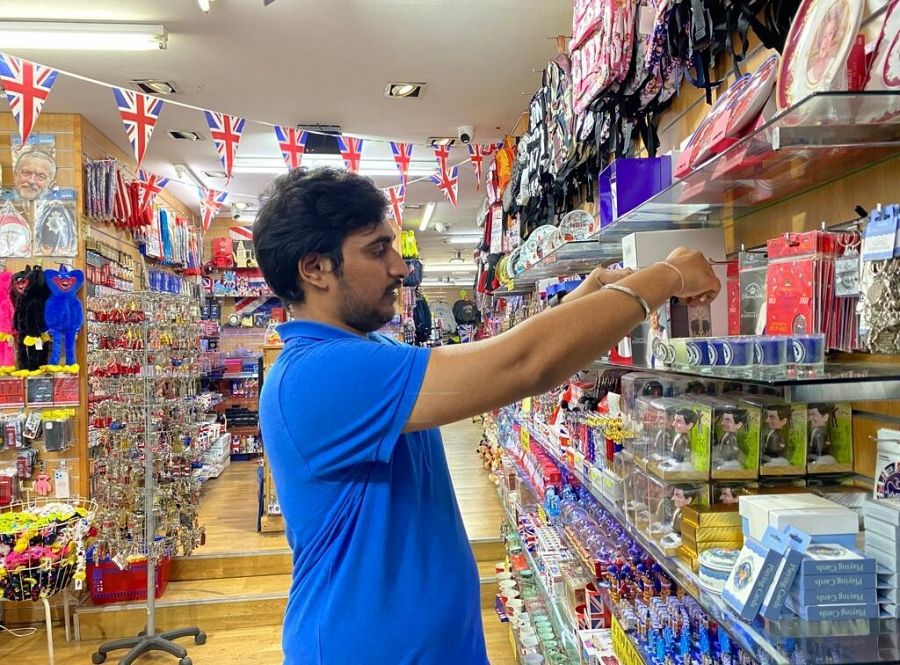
[
  {"xmin": 519, "ymin": 427, "xmax": 530, "ymax": 452},
  {"xmin": 611, "ymin": 615, "xmax": 644, "ymax": 665}
]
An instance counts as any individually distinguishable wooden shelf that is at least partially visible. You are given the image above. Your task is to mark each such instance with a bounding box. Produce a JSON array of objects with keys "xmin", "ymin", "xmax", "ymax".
[{"xmin": 227, "ymin": 425, "xmax": 259, "ymax": 435}]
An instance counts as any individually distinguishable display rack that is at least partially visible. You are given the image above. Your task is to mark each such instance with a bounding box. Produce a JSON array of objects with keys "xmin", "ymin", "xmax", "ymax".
[
  {"xmin": 86, "ymin": 293, "xmax": 206, "ymax": 665},
  {"xmin": 498, "ymin": 92, "xmax": 900, "ymax": 290},
  {"xmin": 508, "ymin": 410, "xmax": 900, "ymax": 665}
]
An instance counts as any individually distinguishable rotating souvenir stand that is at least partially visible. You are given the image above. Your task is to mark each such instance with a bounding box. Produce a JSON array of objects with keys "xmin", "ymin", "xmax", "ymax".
[{"xmin": 85, "ymin": 293, "xmax": 206, "ymax": 665}]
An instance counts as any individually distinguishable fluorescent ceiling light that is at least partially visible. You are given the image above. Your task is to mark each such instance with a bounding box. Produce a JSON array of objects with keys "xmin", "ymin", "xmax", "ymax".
[
  {"xmin": 197, "ymin": 0, "xmax": 211, "ymax": 12},
  {"xmin": 0, "ymin": 21, "xmax": 168, "ymax": 51},
  {"xmin": 423, "ymin": 263, "xmax": 477, "ymax": 272},
  {"xmin": 446, "ymin": 235, "xmax": 482, "ymax": 245},
  {"xmin": 232, "ymin": 156, "xmax": 437, "ymax": 177},
  {"xmin": 418, "ymin": 202, "xmax": 436, "ymax": 232}
]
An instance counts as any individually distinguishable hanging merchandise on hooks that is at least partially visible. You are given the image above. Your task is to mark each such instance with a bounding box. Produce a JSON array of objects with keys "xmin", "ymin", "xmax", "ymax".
[
  {"xmin": 11, "ymin": 265, "xmax": 51, "ymax": 373},
  {"xmin": 43, "ymin": 265, "xmax": 84, "ymax": 369}
]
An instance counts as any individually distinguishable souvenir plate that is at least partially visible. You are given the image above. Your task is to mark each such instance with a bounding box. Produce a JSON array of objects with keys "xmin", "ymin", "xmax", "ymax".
[
  {"xmin": 690, "ymin": 76, "xmax": 752, "ymax": 167},
  {"xmin": 866, "ymin": 0, "xmax": 900, "ymax": 91},
  {"xmin": 726, "ymin": 55, "xmax": 779, "ymax": 137},
  {"xmin": 776, "ymin": 0, "xmax": 864, "ymax": 110},
  {"xmin": 559, "ymin": 209, "xmax": 596, "ymax": 241}
]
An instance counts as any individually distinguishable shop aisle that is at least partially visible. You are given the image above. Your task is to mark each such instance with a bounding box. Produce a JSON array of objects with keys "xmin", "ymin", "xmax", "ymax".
[{"xmin": 0, "ymin": 420, "xmax": 515, "ymax": 665}]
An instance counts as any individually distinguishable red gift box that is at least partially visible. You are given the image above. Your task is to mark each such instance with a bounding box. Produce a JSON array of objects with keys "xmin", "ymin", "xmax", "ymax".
[
  {"xmin": 0, "ymin": 378, "xmax": 24, "ymax": 406},
  {"xmin": 53, "ymin": 376, "xmax": 80, "ymax": 405}
]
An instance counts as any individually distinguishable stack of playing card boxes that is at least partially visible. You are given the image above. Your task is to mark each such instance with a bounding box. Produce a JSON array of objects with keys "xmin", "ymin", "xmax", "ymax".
[
  {"xmin": 864, "ymin": 499, "xmax": 900, "ymax": 618},
  {"xmin": 678, "ymin": 504, "xmax": 743, "ymax": 572},
  {"xmin": 785, "ymin": 543, "xmax": 878, "ymax": 620}
]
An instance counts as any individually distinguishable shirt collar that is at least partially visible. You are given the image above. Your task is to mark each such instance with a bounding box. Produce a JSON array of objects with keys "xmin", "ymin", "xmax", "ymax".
[{"xmin": 277, "ymin": 320, "xmax": 370, "ymax": 342}]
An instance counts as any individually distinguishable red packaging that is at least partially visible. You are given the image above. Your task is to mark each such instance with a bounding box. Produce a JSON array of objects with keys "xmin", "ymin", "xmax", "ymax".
[
  {"xmin": 726, "ymin": 260, "xmax": 740, "ymax": 335},
  {"xmin": 847, "ymin": 34, "xmax": 867, "ymax": 91},
  {"xmin": 53, "ymin": 376, "xmax": 80, "ymax": 405},
  {"xmin": 0, "ymin": 378, "xmax": 24, "ymax": 406}
]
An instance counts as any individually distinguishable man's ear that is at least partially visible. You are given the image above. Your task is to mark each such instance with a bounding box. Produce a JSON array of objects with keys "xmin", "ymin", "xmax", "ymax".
[{"xmin": 298, "ymin": 253, "xmax": 334, "ymax": 292}]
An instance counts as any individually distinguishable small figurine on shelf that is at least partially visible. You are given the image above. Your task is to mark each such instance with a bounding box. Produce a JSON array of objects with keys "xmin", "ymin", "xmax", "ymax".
[
  {"xmin": 807, "ymin": 403, "xmax": 834, "ymax": 462},
  {"xmin": 11, "ymin": 265, "xmax": 51, "ymax": 373},
  {"xmin": 714, "ymin": 408, "xmax": 746, "ymax": 468},
  {"xmin": 668, "ymin": 408, "xmax": 697, "ymax": 464},
  {"xmin": 762, "ymin": 405, "xmax": 791, "ymax": 465},
  {"xmin": 43, "ymin": 265, "xmax": 84, "ymax": 370}
]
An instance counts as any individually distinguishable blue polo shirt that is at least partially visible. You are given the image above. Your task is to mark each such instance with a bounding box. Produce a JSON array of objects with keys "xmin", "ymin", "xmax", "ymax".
[{"xmin": 260, "ymin": 321, "xmax": 488, "ymax": 665}]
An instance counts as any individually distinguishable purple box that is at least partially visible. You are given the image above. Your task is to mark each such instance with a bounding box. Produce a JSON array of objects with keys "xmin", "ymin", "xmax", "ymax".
[{"xmin": 598, "ymin": 156, "xmax": 673, "ymax": 228}]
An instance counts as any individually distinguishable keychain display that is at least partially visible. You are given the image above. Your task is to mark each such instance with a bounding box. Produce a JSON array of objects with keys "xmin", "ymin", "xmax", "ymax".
[
  {"xmin": 43, "ymin": 264, "xmax": 84, "ymax": 368},
  {"xmin": 859, "ymin": 204, "xmax": 900, "ymax": 353},
  {"xmin": 11, "ymin": 264, "xmax": 51, "ymax": 371},
  {"xmin": 87, "ymin": 293, "xmax": 204, "ymax": 566}
]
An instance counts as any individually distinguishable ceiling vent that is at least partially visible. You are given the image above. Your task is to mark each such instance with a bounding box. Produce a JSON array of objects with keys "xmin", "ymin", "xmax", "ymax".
[
  {"xmin": 130, "ymin": 79, "xmax": 177, "ymax": 95},
  {"xmin": 169, "ymin": 130, "xmax": 203, "ymax": 141},
  {"xmin": 296, "ymin": 124, "xmax": 342, "ymax": 155}
]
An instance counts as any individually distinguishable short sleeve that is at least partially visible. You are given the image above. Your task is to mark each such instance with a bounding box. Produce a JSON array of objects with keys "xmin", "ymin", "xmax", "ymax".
[{"xmin": 277, "ymin": 338, "xmax": 430, "ymax": 476}]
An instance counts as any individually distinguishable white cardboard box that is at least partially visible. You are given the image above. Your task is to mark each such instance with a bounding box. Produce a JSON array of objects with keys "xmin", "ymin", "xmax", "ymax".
[{"xmin": 739, "ymin": 493, "xmax": 859, "ymax": 542}]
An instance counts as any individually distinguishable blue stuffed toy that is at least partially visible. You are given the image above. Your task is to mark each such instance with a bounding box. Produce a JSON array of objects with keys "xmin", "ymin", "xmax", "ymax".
[{"xmin": 44, "ymin": 265, "xmax": 84, "ymax": 367}]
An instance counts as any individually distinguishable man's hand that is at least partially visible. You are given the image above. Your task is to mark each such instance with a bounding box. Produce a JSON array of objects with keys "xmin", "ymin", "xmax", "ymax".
[{"xmin": 561, "ymin": 266, "xmax": 633, "ymax": 304}]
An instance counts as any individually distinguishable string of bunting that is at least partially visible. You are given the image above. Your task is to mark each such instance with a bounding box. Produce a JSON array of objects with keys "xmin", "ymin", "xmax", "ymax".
[{"xmin": 0, "ymin": 51, "xmax": 500, "ymax": 226}]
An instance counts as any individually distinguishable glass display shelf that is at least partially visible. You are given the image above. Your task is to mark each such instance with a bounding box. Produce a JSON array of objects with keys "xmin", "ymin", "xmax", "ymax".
[
  {"xmin": 496, "ymin": 91, "xmax": 900, "ymax": 293},
  {"xmin": 498, "ymin": 240, "xmax": 623, "ymax": 291},
  {"xmin": 589, "ymin": 358, "xmax": 900, "ymax": 402},
  {"xmin": 510, "ymin": 412, "xmax": 900, "ymax": 665}
]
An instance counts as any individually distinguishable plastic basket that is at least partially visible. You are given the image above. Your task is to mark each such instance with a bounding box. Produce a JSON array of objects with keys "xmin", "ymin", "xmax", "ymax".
[{"xmin": 87, "ymin": 555, "xmax": 172, "ymax": 605}]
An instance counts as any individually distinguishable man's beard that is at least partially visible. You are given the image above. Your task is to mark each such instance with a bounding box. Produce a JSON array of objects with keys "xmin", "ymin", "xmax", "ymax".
[{"xmin": 336, "ymin": 277, "xmax": 396, "ymax": 333}]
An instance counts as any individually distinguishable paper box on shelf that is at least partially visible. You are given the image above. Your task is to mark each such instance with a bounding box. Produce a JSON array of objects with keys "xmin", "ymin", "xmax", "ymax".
[
  {"xmin": 864, "ymin": 499, "xmax": 900, "ymax": 526},
  {"xmin": 710, "ymin": 397, "xmax": 760, "ymax": 481},
  {"xmin": 807, "ymin": 402, "xmax": 853, "ymax": 474},
  {"xmin": 598, "ymin": 156, "xmax": 672, "ymax": 228},
  {"xmin": 739, "ymin": 493, "xmax": 859, "ymax": 543},
  {"xmin": 874, "ymin": 430, "xmax": 900, "ymax": 500},
  {"xmin": 742, "ymin": 395, "xmax": 807, "ymax": 476},
  {"xmin": 682, "ymin": 503, "xmax": 742, "ymax": 529},
  {"xmin": 738, "ymin": 250, "xmax": 768, "ymax": 335},
  {"xmin": 784, "ymin": 596, "xmax": 879, "ymax": 620},
  {"xmin": 722, "ymin": 529, "xmax": 783, "ymax": 620},
  {"xmin": 760, "ymin": 526, "xmax": 811, "ymax": 619},
  {"xmin": 621, "ymin": 228, "xmax": 726, "ymax": 270},
  {"xmin": 799, "ymin": 544, "xmax": 876, "ymax": 576}
]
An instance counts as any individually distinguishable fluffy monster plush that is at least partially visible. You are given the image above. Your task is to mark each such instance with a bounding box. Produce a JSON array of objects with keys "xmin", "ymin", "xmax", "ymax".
[
  {"xmin": 11, "ymin": 265, "xmax": 51, "ymax": 371},
  {"xmin": 0, "ymin": 272, "xmax": 15, "ymax": 368},
  {"xmin": 44, "ymin": 265, "xmax": 84, "ymax": 367}
]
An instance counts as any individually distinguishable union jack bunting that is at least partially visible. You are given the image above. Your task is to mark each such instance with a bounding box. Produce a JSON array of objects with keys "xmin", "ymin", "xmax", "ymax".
[
  {"xmin": 389, "ymin": 141, "xmax": 413, "ymax": 185},
  {"xmin": 0, "ymin": 53, "xmax": 59, "ymax": 144},
  {"xmin": 337, "ymin": 135, "xmax": 364, "ymax": 173},
  {"xmin": 467, "ymin": 144, "xmax": 491, "ymax": 191},
  {"xmin": 112, "ymin": 88, "xmax": 164, "ymax": 168},
  {"xmin": 386, "ymin": 185, "xmax": 405, "ymax": 229},
  {"xmin": 137, "ymin": 169, "xmax": 169, "ymax": 215},
  {"xmin": 203, "ymin": 111, "xmax": 245, "ymax": 181},
  {"xmin": 431, "ymin": 165, "xmax": 459, "ymax": 208},
  {"xmin": 433, "ymin": 144, "xmax": 451, "ymax": 177},
  {"xmin": 199, "ymin": 187, "xmax": 228, "ymax": 232},
  {"xmin": 274, "ymin": 125, "xmax": 308, "ymax": 170}
]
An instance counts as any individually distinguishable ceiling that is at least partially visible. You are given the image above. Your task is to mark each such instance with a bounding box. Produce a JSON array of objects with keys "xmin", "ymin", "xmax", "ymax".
[{"xmin": 0, "ymin": 0, "xmax": 572, "ymax": 272}]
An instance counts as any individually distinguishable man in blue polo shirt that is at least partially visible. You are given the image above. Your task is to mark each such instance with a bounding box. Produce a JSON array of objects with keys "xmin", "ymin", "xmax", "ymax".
[{"xmin": 253, "ymin": 168, "xmax": 719, "ymax": 664}]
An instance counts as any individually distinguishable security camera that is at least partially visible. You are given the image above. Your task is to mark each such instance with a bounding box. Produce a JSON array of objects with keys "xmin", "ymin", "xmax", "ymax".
[
  {"xmin": 232, "ymin": 210, "xmax": 241, "ymax": 220},
  {"xmin": 457, "ymin": 125, "xmax": 475, "ymax": 144}
]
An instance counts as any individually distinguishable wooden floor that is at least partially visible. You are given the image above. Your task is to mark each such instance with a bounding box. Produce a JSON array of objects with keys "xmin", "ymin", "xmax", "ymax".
[{"xmin": 0, "ymin": 420, "xmax": 516, "ymax": 664}]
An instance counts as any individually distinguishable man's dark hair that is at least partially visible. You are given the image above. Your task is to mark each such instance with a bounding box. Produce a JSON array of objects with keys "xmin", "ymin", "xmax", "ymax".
[
  {"xmin": 721, "ymin": 408, "xmax": 748, "ymax": 426},
  {"xmin": 675, "ymin": 408, "xmax": 698, "ymax": 425},
  {"xmin": 252, "ymin": 167, "xmax": 388, "ymax": 304},
  {"xmin": 767, "ymin": 404, "xmax": 793, "ymax": 422},
  {"xmin": 808, "ymin": 403, "xmax": 836, "ymax": 420}
]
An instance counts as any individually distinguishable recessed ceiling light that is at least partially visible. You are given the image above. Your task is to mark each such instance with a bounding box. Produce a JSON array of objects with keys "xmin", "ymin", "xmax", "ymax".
[
  {"xmin": 429, "ymin": 137, "xmax": 456, "ymax": 147},
  {"xmin": 169, "ymin": 130, "xmax": 202, "ymax": 141},
  {"xmin": 232, "ymin": 201, "xmax": 250, "ymax": 210},
  {"xmin": 204, "ymin": 170, "xmax": 228, "ymax": 178},
  {"xmin": 130, "ymin": 79, "xmax": 177, "ymax": 95},
  {"xmin": 385, "ymin": 82, "xmax": 425, "ymax": 98}
]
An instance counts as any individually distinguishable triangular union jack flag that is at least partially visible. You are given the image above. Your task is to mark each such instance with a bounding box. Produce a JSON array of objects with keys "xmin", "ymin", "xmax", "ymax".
[
  {"xmin": 274, "ymin": 125, "xmax": 308, "ymax": 170},
  {"xmin": 431, "ymin": 165, "xmax": 459, "ymax": 208},
  {"xmin": 433, "ymin": 144, "xmax": 451, "ymax": 177},
  {"xmin": 0, "ymin": 53, "xmax": 59, "ymax": 144},
  {"xmin": 389, "ymin": 141, "xmax": 413, "ymax": 185},
  {"xmin": 337, "ymin": 135, "xmax": 364, "ymax": 173},
  {"xmin": 386, "ymin": 184, "xmax": 405, "ymax": 229},
  {"xmin": 112, "ymin": 88, "xmax": 164, "ymax": 168},
  {"xmin": 203, "ymin": 111, "xmax": 245, "ymax": 181},
  {"xmin": 199, "ymin": 187, "xmax": 228, "ymax": 232},
  {"xmin": 468, "ymin": 144, "xmax": 492, "ymax": 191},
  {"xmin": 137, "ymin": 169, "xmax": 169, "ymax": 215}
]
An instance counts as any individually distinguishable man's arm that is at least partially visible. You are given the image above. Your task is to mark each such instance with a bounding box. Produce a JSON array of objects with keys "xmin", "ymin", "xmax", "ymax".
[{"xmin": 405, "ymin": 247, "xmax": 719, "ymax": 431}]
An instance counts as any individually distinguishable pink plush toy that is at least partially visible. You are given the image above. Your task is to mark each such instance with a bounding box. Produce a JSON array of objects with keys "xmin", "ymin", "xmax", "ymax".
[{"xmin": 0, "ymin": 271, "xmax": 14, "ymax": 368}]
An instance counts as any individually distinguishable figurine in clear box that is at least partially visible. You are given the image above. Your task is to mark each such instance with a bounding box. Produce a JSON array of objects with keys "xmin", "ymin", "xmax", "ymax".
[
  {"xmin": 651, "ymin": 483, "xmax": 700, "ymax": 549},
  {"xmin": 762, "ymin": 404, "xmax": 791, "ymax": 465},
  {"xmin": 807, "ymin": 403, "xmax": 835, "ymax": 463},
  {"xmin": 667, "ymin": 408, "xmax": 697, "ymax": 465},
  {"xmin": 714, "ymin": 408, "xmax": 746, "ymax": 469}
]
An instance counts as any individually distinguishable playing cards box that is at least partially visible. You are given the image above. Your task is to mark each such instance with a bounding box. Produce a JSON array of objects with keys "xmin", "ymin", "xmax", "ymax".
[
  {"xmin": 795, "ymin": 573, "xmax": 876, "ymax": 591},
  {"xmin": 792, "ymin": 586, "xmax": 878, "ymax": 606},
  {"xmin": 864, "ymin": 498, "xmax": 900, "ymax": 526},
  {"xmin": 760, "ymin": 526, "xmax": 811, "ymax": 619},
  {"xmin": 799, "ymin": 544, "xmax": 876, "ymax": 576},
  {"xmin": 722, "ymin": 529, "xmax": 782, "ymax": 620},
  {"xmin": 784, "ymin": 596, "xmax": 879, "ymax": 620}
]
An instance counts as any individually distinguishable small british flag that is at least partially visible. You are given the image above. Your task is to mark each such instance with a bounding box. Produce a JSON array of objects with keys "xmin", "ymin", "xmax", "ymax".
[
  {"xmin": 433, "ymin": 144, "xmax": 452, "ymax": 177},
  {"xmin": 199, "ymin": 187, "xmax": 228, "ymax": 232},
  {"xmin": 0, "ymin": 53, "xmax": 59, "ymax": 144},
  {"xmin": 389, "ymin": 141, "xmax": 413, "ymax": 185},
  {"xmin": 137, "ymin": 169, "xmax": 169, "ymax": 215},
  {"xmin": 467, "ymin": 144, "xmax": 491, "ymax": 191},
  {"xmin": 274, "ymin": 125, "xmax": 308, "ymax": 170},
  {"xmin": 386, "ymin": 185, "xmax": 405, "ymax": 229},
  {"xmin": 431, "ymin": 165, "xmax": 459, "ymax": 208},
  {"xmin": 204, "ymin": 111, "xmax": 245, "ymax": 181},
  {"xmin": 337, "ymin": 135, "xmax": 364, "ymax": 173},
  {"xmin": 112, "ymin": 88, "xmax": 164, "ymax": 168}
]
